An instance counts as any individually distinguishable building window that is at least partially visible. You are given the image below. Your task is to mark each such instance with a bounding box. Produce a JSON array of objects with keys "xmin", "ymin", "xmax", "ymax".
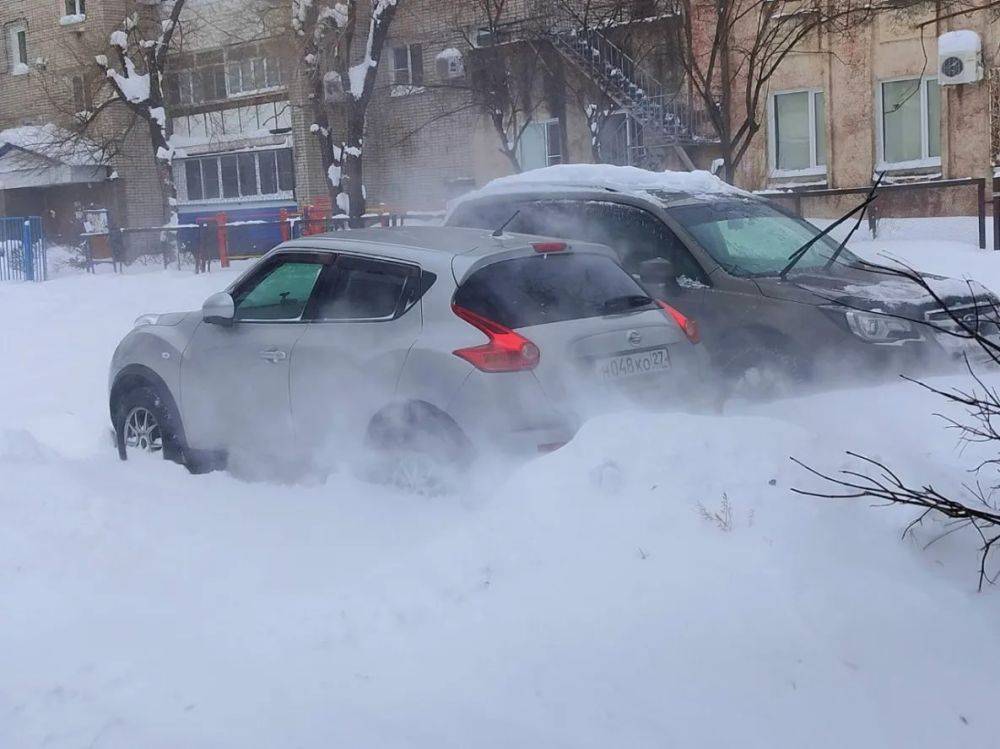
[
  {"xmin": 6, "ymin": 21, "xmax": 28, "ymax": 74},
  {"xmin": 519, "ymin": 119, "xmax": 562, "ymax": 170},
  {"xmin": 769, "ymin": 90, "xmax": 826, "ymax": 174},
  {"xmin": 878, "ymin": 77, "xmax": 940, "ymax": 167},
  {"xmin": 392, "ymin": 44, "xmax": 424, "ymax": 87},
  {"xmin": 181, "ymin": 149, "xmax": 295, "ymax": 203},
  {"xmin": 226, "ymin": 56, "xmax": 283, "ymax": 97},
  {"xmin": 168, "ymin": 57, "xmax": 282, "ymax": 107},
  {"xmin": 64, "ymin": 0, "xmax": 86, "ymax": 16},
  {"xmin": 171, "ymin": 67, "xmax": 226, "ymax": 106},
  {"xmin": 72, "ymin": 75, "xmax": 92, "ymax": 112}
]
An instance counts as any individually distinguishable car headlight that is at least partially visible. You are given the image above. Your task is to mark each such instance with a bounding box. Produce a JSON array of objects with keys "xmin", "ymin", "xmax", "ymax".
[
  {"xmin": 843, "ymin": 309, "xmax": 916, "ymax": 343},
  {"xmin": 133, "ymin": 313, "xmax": 161, "ymax": 328}
]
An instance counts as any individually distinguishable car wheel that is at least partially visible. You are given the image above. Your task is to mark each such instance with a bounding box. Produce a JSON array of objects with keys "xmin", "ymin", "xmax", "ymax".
[
  {"xmin": 365, "ymin": 403, "xmax": 472, "ymax": 495},
  {"xmin": 114, "ymin": 385, "xmax": 186, "ymax": 465},
  {"xmin": 723, "ymin": 339, "xmax": 807, "ymax": 401}
]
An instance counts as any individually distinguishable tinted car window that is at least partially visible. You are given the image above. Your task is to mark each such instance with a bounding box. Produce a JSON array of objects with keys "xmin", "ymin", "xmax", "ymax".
[
  {"xmin": 453, "ymin": 198, "xmax": 707, "ymax": 285},
  {"xmin": 454, "ymin": 253, "xmax": 653, "ymax": 329},
  {"xmin": 234, "ymin": 259, "xmax": 323, "ymax": 321},
  {"xmin": 669, "ymin": 199, "xmax": 856, "ymax": 277},
  {"xmin": 311, "ymin": 256, "xmax": 413, "ymax": 321}
]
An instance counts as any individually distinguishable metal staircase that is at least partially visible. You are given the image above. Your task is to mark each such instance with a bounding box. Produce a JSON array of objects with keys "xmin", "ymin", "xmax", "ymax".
[{"xmin": 550, "ymin": 26, "xmax": 711, "ymax": 152}]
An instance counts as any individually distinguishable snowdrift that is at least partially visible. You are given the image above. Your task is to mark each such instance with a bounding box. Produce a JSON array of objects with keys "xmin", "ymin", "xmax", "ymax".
[{"xmin": 2, "ymin": 232, "xmax": 1000, "ymax": 747}]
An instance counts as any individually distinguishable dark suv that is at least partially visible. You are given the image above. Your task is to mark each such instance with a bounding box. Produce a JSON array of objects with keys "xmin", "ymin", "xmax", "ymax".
[{"xmin": 446, "ymin": 170, "xmax": 995, "ymax": 391}]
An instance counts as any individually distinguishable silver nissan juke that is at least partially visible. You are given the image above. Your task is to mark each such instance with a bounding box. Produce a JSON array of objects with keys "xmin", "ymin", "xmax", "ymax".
[{"xmin": 108, "ymin": 226, "xmax": 706, "ymax": 474}]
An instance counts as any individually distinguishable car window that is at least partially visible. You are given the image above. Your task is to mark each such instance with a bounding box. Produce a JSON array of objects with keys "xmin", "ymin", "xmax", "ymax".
[
  {"xmin": 454, "ymin": 253, "xmax": 653, "ymax": 329},
  {"xmin": 233, "ymin": 258, "xmax": 324, "ymax": 321},
  {"xmin": 311, "ymin": 255, "xmax": 412, "ymax": 321},
  {"xmin": 506, "ymin": 200, "xmax": 708, "ymax": 285},
  {"xmin": 669, "ymin": 199, "xmax": 855, "ymax": 277}
]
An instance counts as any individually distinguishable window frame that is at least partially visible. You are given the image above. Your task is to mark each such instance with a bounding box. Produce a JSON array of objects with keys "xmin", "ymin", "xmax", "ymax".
[
  {"xmin": 178, "ymin": 147, "xmax": 296, "ymax": 204},
  {"xmin": 767, "ymin": 88, "xmax": 826, "ymax": 178},
  {"xmin": 307, "ymin": 252, "xmax": 422, "ymax": 324},
  {"xmin": 391, "ymin": 44, "xmax": 424, "ymax": 95},
  {"xmin": 876, "ymin": 75, "xmax": 941, "ymax": 170},
  {"xmin": 64, "ymin": 0, "xmax": 86, "ymax": 17},
  {"xmin": 518, "ymin": 119, "xmax": 563, "ymax": 170},
  {"xmin": 7, "ymin": 21, "xmax": 28, "ymax": 74},
  {"xmin": 226, "ymin": 56, "xmax": 282, "ymax": 98}
]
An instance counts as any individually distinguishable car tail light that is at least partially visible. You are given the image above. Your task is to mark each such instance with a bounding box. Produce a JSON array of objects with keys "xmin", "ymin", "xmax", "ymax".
[
  {"xmin": 452, "ymin": 304, "xmax": 541, "ymax": 372},
  {"xmin": 657, "ymin": 301, "xmax": 701, "ymax": 344},
  {"xmin": 532, "ymin": 242, "xmax": 567, "ymax": 253}
]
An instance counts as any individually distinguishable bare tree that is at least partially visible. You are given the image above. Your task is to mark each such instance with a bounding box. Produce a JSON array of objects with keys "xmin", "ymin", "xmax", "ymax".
[
  {"xmin": 793, "ymin": 258, "xmax": 1000, "ymax": 590},
  {"xmin": 292, "ymin": 0, "xmax": 400, "ymax": 225},
  {"xmin": 61, "ymin": 1, "xmax": 189, "ymax": 225},
  {"xmin": 457, "ymin": 0, "xmax": 554, "ymax": 173}
]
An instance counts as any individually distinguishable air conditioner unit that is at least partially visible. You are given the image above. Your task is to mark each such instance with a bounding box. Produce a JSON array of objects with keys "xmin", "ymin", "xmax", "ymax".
[
  {"xmin": 938, "ymin": 30, "xmax": 983, "ymax": 86},
  {"xmin": 436, "ymin": 48, "xmax": 465, "ymax": 80}
]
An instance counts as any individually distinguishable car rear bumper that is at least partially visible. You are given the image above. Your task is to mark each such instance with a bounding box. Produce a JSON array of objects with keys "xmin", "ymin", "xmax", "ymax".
[{"xmin": 446, "ymin": 370, "xmax": 581, "ymax": 457}]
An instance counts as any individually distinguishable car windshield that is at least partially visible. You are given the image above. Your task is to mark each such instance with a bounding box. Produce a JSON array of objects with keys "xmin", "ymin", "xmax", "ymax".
[{"xmin": 667, "ymin": 198, "xmax": 858, "ymax": 277}]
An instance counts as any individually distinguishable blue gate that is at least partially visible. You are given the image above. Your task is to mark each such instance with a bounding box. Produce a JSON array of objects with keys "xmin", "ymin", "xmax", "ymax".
[{"xmin": 0, "ymin": 216, "xmax": 46, "ymax": 282}]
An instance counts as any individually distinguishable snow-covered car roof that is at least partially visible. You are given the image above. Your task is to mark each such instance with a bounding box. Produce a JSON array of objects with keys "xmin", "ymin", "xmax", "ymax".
[{"xmin": 450, "ymin": 164, "xmax": 751, "ymax": 212}]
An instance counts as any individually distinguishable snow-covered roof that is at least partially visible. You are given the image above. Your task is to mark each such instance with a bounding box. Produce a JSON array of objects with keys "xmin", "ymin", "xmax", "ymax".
[
  {"xmin": 469, "ymin": 164, "xmax": 747, "ymax": 200},
  {"xmin": 939, "ymin": 29, "xmax": 981, "ymax": 56},
  {"xmin": 0, "ymin": 124, "xmax": 106, "ymax": 167}
]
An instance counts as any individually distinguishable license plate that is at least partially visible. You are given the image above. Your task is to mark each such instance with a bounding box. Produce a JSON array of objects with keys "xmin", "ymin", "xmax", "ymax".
[{"xmin": 598, "ymin": 348, "xmax": 671, "ymax": 381}]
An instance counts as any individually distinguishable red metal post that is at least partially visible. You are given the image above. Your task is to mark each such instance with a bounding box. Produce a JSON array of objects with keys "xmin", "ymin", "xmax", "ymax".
[
  {"xmin": 215, "ymin": 212, "xmax": 230, "ymax": 268},
  {"xmin": 279, "ymin": 208, "xmax": 290, "ymax": 242}
]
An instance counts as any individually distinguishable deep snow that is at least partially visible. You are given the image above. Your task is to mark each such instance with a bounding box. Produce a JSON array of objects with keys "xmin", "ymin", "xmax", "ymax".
[{"xmin": 2, "ymin": 225, "xmax": 1000, "ymax": 747}]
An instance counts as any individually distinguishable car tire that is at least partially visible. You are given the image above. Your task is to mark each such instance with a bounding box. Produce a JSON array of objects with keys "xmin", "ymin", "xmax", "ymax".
[
  {"xmin": 365, "ymin": 403, "xmax": 473, "ymax": 494},
  {"xmin": 113, "ymin": 385, "xmax": 187, "ymax": 466},
  {"xmin": 721, "ymin": 336, "xmax": 809, "ymax": 401}
]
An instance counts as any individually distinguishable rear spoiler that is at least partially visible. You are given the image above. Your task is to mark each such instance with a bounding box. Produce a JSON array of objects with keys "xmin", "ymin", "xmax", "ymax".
[{"xmin": 451, "ymin": 237, "xmax": 618, "ymax": 286}]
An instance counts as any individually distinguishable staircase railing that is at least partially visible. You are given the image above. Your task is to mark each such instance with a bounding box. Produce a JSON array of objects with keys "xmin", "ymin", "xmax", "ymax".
[{"xmin": 550, "ymin": 25, "xmax": 709, "ymax": 143}]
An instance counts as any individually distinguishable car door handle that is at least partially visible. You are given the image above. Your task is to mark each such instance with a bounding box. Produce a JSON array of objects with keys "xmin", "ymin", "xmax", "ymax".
[{"xmin": 259, "ymin": 349, "xmax": 288, "ymax": 363}]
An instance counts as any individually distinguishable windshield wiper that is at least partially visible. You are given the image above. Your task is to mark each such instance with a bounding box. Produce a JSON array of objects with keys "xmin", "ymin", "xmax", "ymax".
[
  {"xmin": 603, "ymin": 294, "xmax": 654, "ymax": 314},
  {"xmin": 779, "ymin": 176, "xmax": 884, "ymax": 279},
  {"xmin": 824, "ymin": 173, "xmax": 884, "ymax": 270}
]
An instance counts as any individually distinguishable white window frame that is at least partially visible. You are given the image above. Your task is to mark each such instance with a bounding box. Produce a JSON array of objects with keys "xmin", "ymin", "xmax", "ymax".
[
  {"xmin": 226, "ymin": 57, "xmax": 282, "ymax": 98},
  {"xmin": 64, "ymin": 0, "xmax": 86, "ymax": 17},
  {"xmin": 876, "ymin": 75, "xmax": 941, "ymax": 171},
  {"xmin": 391, "ymin": 44, "xmax": 425, "ymax": 96},
  {"xmin": 767, "ymin": 88, "xmax": 826, "ymax": 178},
  {"xmin": 518, "ymin": 118, "xmax": 562, "ymax": 170},
  {"xmin": 7, "ymin": 21, "xmax": 28, "ymax": 74}
]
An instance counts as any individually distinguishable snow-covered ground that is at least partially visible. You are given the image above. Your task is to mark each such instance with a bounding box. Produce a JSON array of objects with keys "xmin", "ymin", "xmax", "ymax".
[{"xmin": 3, "ymin": 224, "xmax": 1000, "ymax": 748}]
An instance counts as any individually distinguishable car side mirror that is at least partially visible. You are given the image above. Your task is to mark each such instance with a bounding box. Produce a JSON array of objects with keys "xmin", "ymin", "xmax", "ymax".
[
  {"xmin": 203, "ymin": 292, "xmax": 235, "ymax": 326},
  {"xmin": 638, "ymin": 257, "xmax": 677, "ymax": 286}
]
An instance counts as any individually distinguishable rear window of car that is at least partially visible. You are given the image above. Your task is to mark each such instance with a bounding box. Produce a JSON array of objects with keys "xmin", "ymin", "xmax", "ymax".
[{"xmin": 453, "ymin": 252, "xmax": 651, "ymax": 329}]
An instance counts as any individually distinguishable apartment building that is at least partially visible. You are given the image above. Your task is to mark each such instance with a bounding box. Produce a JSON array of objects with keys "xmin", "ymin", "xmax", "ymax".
[
  {"xmin": 0, "ymin": 0, "xmax": 164, "ymax": 239},
  {"xmin": 165, "ymin": 0, "xmax": 298, "ymax": 250},
  {"xmin": 10, "ymin": 1, "xmax": 984, "ymax": 245},
  {"xmin": 294, "ymin": 0, "xmax": 710, "ymax": 211},
  {"xmin": 736, "ymin": 5, "xmax": 998, "ymax": 217}
]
